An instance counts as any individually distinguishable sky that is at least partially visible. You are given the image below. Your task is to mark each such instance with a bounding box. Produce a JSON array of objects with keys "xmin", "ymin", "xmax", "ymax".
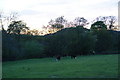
[{"xmin": 0, "ymin": 0, "xmax": 119, "ymax": 30}]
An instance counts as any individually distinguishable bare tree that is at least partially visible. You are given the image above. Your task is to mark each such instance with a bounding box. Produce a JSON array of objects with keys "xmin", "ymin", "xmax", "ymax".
[
  {"xmin": 93, "ymin": 16, "xmax": 117, "ymax": 29},
  {"xmin": 74, "ymin": 17, "xmax": 88, "ymax": 26},
  {"xmin": 49, "ymin": 16, "xmax": 67, "ymax": 29},
  {"xmin": 6, "ymin": 12, "xmax": 18, "ymax": 26},
  {"xmin": 48, "ymin": 19, "xmax": 55, "ymax": 25},
  {"xmin": 107, "ymin": 16, "xmax": 117, "ymax": 29},
  {"xmin": 0, "ymin": 12, "xmax": 6, "ymax": 30},
  {"xmin": 55, "ymin": 16, "xmax": 67, "ymax": 25},
  {"xmin": 65, "ymin": 21, "xmax": 75, "ymax": 28},
  {"xmin": 0, "ymin": 12, "xmax": 18, "ymax": 30}
]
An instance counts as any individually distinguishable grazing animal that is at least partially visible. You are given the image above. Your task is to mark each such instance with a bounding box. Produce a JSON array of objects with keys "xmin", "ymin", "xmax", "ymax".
[
  {"xmin": 56, "ymin": 55, "xmax": 61, "ymax": 61},
  {"xmin": 71, "ymin": 55, "xmax": 76, "ymax": 59},
  {"xmin": 90, "ymin": 50, "xmax": 95, "ymax": 55},
  {"xmin": 92, "ymin": 51, "xmax": 95, "ymax": 55}
]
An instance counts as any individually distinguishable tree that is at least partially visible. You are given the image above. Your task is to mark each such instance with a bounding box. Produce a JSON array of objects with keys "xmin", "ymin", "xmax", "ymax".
[
  {"xmin": 93, "ymin": 16, "xmax": 107, "ymax": 24},
  {"xmin": 0, "ymin": 12, "xmax": 18, "ymax": 30},
  {"xmin": 93, "ymin": 16, "xmax": 117, "ymax": 30},
  {"xmin": 23, "ymin": 40, "xmax": 45, "ymax": 58},
  {"xmin": 91, "ymin": 21, "xmax": 116, "ymax": 54},
  {"xmin": 7, "ymin": 20, "xmax": 29, "ymax": 34},
  {"xmin": 48, "ymin": 16, "xmax": 67, "ymax": 29},
  {"xmin": 2, "ymin": 32, "xmax": 22, "ymax": 61},
  {"xmin": 107, "ymin": 16, "xmax": 117, "ymax": 29},
  {"xmin": 74, "ymin": 17, "xmax": 88, "ymax": 26},
  {"xmin": 94, "ymin": 30, "xmax": 115, "ymax": 54},
  {"xmin": 0, "ymin": 12, "xmax": 5, "ymax": 30},
  {"xmin": 6, "ymin": 12, "xmax": 18, "ymax": 25},
  {"xmin": 65, "ymin": 28, "xmax": 95, "ymax": 55},
  {"xmin": 91, "ymin": 21, "xmax": 107, "ymax": 31},
  {"xmin": 65, "ymin": 21, "xmax": 75, "ymax": 28},
  {"xmin": 49, "ymin": 19, "xmax": 55, "ymax": 25},
  {"xmin": 55, "ymin": 16, "xmax": 67, "ymax": 25},
  {"xmin": 26, "ymin": 29, "xmax": 40, "ymax": 35}
]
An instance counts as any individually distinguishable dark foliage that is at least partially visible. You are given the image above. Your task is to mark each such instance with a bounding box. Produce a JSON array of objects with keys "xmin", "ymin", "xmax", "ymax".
[{"xmin": 2, "ymin": 23, "xmax": 120, "ymax": 61}]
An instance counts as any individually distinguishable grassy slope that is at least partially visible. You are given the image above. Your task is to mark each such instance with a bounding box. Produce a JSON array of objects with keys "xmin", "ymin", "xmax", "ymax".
[{"xmin": 2, "ymin": 54, "xmax": 118, "ymax": 78}]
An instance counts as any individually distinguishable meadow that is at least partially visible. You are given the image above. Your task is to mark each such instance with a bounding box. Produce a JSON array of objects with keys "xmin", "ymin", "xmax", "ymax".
[{"xmin": 2, "ymin": 54, "xmax": 118, "ymax": 78}]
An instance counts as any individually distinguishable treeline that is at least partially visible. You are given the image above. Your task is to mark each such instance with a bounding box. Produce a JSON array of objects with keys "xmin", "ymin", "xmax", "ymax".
[{"xmin": 2, "ymin": 22, "xmax": 120, "ymax": 61}]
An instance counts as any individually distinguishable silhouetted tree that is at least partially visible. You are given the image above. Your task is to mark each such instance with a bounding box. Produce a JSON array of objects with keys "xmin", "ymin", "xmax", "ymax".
[
  {"xmin": 0, "ymin": 12, "xmax": 5, "ymax": 30},
  {"xmin": 2, "ymin": 33, "xmax": 22, "ymax": 61},
  {"xmin": 74, "ymin": 17, "xmax": 88, "ymax": 26},
  {"xmin": 49, "ymin": 16, "xmax": 67, "ymax": 29},
  {"xmin": 91, "ymin": 21, "xmax": 107, "ymax": 31},
  {"xmin": 95, "ymin": 30, "xmax": 115, "ymax": 54},
  {"xmin": 107, "ymin": 16, "xmax": 117, "ymax": 29},
  {"xmin": 26, "ymin": 29, "xmax": 40, "ymax": 35},
  {"xmin": 93, "ymin": 16, "xmax": 117, "ymax": 29},
  {"xmin": 7, "ymin": 20, "xmax": 29, "ymax": 34},
  {"xmin": 23, "ymin": 40, "xmax": 45, "ymax": 58},
  {"xmin": 0, "ymin": 12, "xmax": 18, "ymax": 30},
  {"xmin": 55, "ymin": 16, "xmax": 67, "ymax": 24}
]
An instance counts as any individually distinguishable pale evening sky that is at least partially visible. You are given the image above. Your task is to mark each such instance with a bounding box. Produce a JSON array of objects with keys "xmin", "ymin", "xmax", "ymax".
[{"xmin": 0, "ymin": 0, "xmax": 119, "ymax": 29}]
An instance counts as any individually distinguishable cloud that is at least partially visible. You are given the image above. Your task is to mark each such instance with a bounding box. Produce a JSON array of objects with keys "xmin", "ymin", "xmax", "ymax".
[{"xmin": 0, "ymin": 0, "xmax": 119, "ymax": 29}]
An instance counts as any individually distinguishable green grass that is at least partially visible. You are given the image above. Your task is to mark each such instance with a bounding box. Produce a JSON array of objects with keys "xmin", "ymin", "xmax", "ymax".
[{"xmin": 2, "ymin": 54, "xmax": 119, "ymax": 78}]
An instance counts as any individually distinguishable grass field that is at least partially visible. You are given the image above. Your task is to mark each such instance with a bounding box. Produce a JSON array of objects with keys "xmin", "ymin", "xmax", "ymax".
[{"xmin": 2, "ymin": 54, "xmax": 119, "ymax": 78}]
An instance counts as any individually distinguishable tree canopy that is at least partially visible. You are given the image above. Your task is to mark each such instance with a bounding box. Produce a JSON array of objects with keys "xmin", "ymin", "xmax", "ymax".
[
  {"xmin": 7, "ymin": 20, "xmax": 29, "ymax": 34},
  {"xmin": 91, "ymin": 21, "xmax": 107, "ymax": 31}
]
